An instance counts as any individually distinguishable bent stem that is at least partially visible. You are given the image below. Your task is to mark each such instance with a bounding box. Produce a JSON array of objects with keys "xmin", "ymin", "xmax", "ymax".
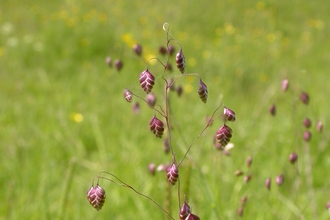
[{"xmin": 96, "ymin": 171, "xmax": 175, "ymax": 220}]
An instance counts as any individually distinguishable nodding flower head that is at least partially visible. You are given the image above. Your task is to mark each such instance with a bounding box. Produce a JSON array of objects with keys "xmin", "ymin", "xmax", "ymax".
[
  {"xmin": 123, "ymin": 89, "xmax": 133, "ymax": 102},
  {"xmin": 216, "ymin": 124, "xmax": 233, "ymax": 148},
  {"xmin": 87, "ymin": 184, "xmax": 106, "ymax": 211},
  {"xmin": 223, "ymin": 107, "xmax": 236, "ymax": 122},
  {"xmin": 139, "ymin": 69, "xmax": 155, "ymax": 94},
  {"xmin": 180, "ymin": 201, "xmax": 191, "ymax": 220},
  {"xmin": 198, "ymin": 79, "xmax": 208, "ymax": 103},
  {"xmin": 166, "ymin": 163, "xmax": 179, "ymax": 186},
  {"xmin": 175, "ymin": 49, "xmax": 186, "ymax": 74},
  {"xmin": 149, "ymin": 116, "xmax": 165, "ymax": 138}
]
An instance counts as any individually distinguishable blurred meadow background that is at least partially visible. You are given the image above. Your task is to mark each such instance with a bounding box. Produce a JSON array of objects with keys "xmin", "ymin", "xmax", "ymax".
[{"xmin": 1, "ymin": 0, "xmax": 330, "ymax": 219}]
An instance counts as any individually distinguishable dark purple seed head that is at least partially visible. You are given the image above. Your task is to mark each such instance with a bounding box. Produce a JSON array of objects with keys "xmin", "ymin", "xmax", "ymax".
[
  {"xmin": 269, "ymin": 104, "xmax": 276, "ymax": 116},
  {"xmin": 148, "ymin": 163, "xmax": 156, "ymax": 175},
  {"xmin": 123, "ymin": 89, "xmax": 133, "ymax": 102},
  {"xmin": 276, "ymin": 174, "xmax": 284, "ymax": 186},
  {"xmin": 167, "ymin": 45, "xmax": 175, "ymax": 56},
  {"xmin": 149, "ymin": 116, "xmax": 165, "ymax": 138},
  {"xmin": 176, "ymin": 85, "xmax": 183, "ymax": 97},
  {"xmin": 216, "ymin": 124, "xmax": 233, "ymax": 148},
  {"xmin": 303, "ymin": 117, "xmax": 312, "ymax": 128},
  {"xmin": 185, "ymin": 213, "xmax": 200, "ymax": 220},
  {"xmin": 317, "ymin": 121, "xmax": 323, "ymax": 132},
  {"xmin": 87, "ymin": 184, "xmax": 106, "ymax": 211},
  {"xmin": 166, "ymin": 63, "xmax": 173, "ymax": 72},
  {"xmin": 303, "ymin": 131, "xmax": 312, "ymax": 142},
  {"xmin": 289, "ymin": 153, "xmax": 298, "ymax": 164},
  {"xmin": 114, "ymin": 59, "xmax": 123, "ymax": 71},
  {"xmin": 265, "ymin": 178, "xmax": 271, "ymax": 190},
  {"xmin": 146, "ymin": 93, "xmax": 156, "ymax": 107},
  {"xmin": 132, "ymin": 102, "xmax": 140, "ymax": 114},
  {"xmin": 105, "ymin": 56, "xmax": 112, "ymax": 67},
  {"xmin": 246, "ymin": 156, "xmax": 253, "ymax": 168},
  {"xmin": 301, "ymin": 92, "xmax": 309, "ymax": 104},
  {"xmin": 175, "ymin": 49, "xmax": 186, "ymax": 74},
  {"xmin": 282, "ymin": 79, "xmax": 289, "ymax": 91},
  {"xmin": 159, "ymin": 46, "xmax": 167, "ymax": 55},
  {"xmin": 133, "ymin": 43, "xmax": 142, "ymax": 56},
  {"xmin": 166, "ymin": 163, "xmax": 179, "ymax": 186},
  {"xmin": 139, "ymin": 69, "xmax": 155, "ymax": 94},
  {"xmin": 223, "ymin": 107, "xmax": 236, "ymax": 122},
  {"xmin": 179, "ymin": 201, "xmax": 191, "ymax": 220},
  {"xmin": 198, "ymin": 79, "xmax": 208, "ymax": 103}
]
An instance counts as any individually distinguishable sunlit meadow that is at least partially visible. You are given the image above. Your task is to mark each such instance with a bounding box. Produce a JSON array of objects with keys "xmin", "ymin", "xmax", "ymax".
[{"xmin": 1, "ymin": 0, "xmax": 330, "ymax": 219}]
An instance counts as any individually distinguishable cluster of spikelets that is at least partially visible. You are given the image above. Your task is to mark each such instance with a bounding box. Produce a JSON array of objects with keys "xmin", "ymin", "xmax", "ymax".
[{"xmin": 87, "ymin": 25, "xmax": 238, "ymax": 220}]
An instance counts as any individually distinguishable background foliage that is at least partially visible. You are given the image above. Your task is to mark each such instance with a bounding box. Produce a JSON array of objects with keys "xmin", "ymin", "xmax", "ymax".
[{"xmin": 1, "ymin": 0, "xmax": 329, "ymax": 219}]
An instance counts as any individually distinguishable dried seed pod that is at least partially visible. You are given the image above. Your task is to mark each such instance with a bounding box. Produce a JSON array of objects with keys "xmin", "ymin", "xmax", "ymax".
[
  {"xmin": 123, "ymin": 89, "xmax": 133, "ymax": 102},
  {"xmin": 198, "ymin": 79, "xmax": 208, "ymax": 103},
  {"xmin": 139, "ymin": 69, "xmax": 155, "ymax": 94},
  {"xmin": 175, "ymin": 49, "xmax": 186, "ymax": 73},
  {"xmin": 166, "ymin": 163, "xmax": 179, "ymax": 186},
  {"xmin": 223, "ymin": 107, "xmax": 236, "ymax": 122},
  {"xmin": 216, "ymin": 124, "xmax": 233, "ymax": 148},
  {"xmin": 149, "ymin": 116, "xmax": 165, "ymax": 138},
  {"xmin": 185, "ymin": 213, "xmax": 200, "ymax": 220},
  {"xmin": 87, "ymin": 184, "xmax": 106, "ymax": 211},
  {"xmin": 180, "ymin": 201, "xmax": 191, "ymax": 220}
]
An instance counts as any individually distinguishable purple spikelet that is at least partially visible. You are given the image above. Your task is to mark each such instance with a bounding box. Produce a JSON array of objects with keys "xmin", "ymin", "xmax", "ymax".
[
  {"xmin": 198, "ymin": 79, "xmax": 208, "ymax": 103},
  {"xmin": 139, "ymin": 69, "xmax": 155, "ymax": 94},
  {"xmin": 175, "ymin": 49, "xmax": 186, "ymax": 74},
  {"xmin": 166, "ymin": 163, "xmax": 179, "ymax": 186},
  {"xmin": 149, "ymin": 116, "xmax": 165, "ymax": 138},
  {"xmin": 87, "ymin": 184, "xmax": 106, "ymax": 211}
]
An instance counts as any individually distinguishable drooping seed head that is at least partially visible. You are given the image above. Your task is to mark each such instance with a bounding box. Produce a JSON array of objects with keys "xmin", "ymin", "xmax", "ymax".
[
  {"xmin": 166, "ymin": 163, "xmax": 179, "ymax": 186},
  {"xmin": 163, "ymin": 136, "xmax": 170, "ymax": 154},
  {"xmin": 132, "ymin": 102, "xmax": 140, "ymax": 114},
  {"xmin": 185, "ymin": 213, "xmax": 200, "ymax": 220},
  {"xmin": 241, "ymin": 196, "xmax": 248, "ymax": 206},
  {"xmin": 159, "ymin": 46, "xmax": 167, "ymax": 55},
  {"xmin": 289, "ymin": 153, "xmax": 298, "ymax": 164},
  {"xmin": 269, "ymin": 104, "xmax": 276, "ymax": 116},
  {"xmin": 166, "ymin": 63, "xmax": 173, "ymax": 72},
  {"xmin": 87, "ymin": 184, "xmax": 106, "ymax": 211},
  {"xmin": 223, "ymin": 107, "xmax": 236, "ymax": 122},
  {"xmin": 265, "ymin": 178, "xmax": 271, "ymax": 190},
  {"xmin": 243, "ymin": 175, "xmax": 252, "ymax": 183},
  {"xmin": 146, "ymin": 93, "xmax": 156, "ymax": 107},
  {"xmin": 177, "ymin": 85, "xmax": 183, "ymax": 97},
  {"xmin": 301, "ymin": 92, "xmax": 309, "ymax": 104},
  {"xmin": 303, "ymin": 117, "xmax": 312, "ymax": 128},
  {"xmin": 317, "ymin": 121, "xmax": 323, "ymax": 132},
  {"xmin": 234, "ymin": 170, "xmax": 244, "ymax": 176},
  {"xmin": 238, "ymin": 206, "xmax": 244, "ymax": 217},
  {"xmin": 149, "ymin": 116, "xmax": 165, "ymax": 138},
  {"xmin": 133, "ymin": 43, "xmax": 142, "ymax": 56},
  {"xmin": 139, "ymin": 69, "xmax": 155, "ymax": 94},
  {"xmin": 198, "ymin": 79, "xmax": 208, "ymax": 103},
  {"xmin": 179, "ymin": 201, "xmax": 191, "ymax": 220},
  {"xmin": 281, "ymin": 79, "xmax": 289, "ymax": 91},
  {"xmin": 303, "ymin": 131, "xmax": 311, "ymax": 142},
  {"xmin": 276, "ymin": 174, "xmax": 284, "ymax": 186},
  {"xmin": 114, "ymin": 59, "xmax": 123, "ymax": 71},
  {"xmin": 216, "ymin": 124, "xmax": 233, "ymax": 148},
  {"xmin": 123, "ymin": 89, "xmax": 133, "ymax": 102},
  {"xmin": 167, "ymin": 45, "xmax": 175, "ymax": 56},
  {"xmin": 175, "ymin": 49, "xmax": 186, "ymax": 74}
]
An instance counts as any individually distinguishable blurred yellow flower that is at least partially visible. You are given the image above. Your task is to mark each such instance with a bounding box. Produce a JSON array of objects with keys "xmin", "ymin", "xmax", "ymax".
[
  {"xmin": 188, "ymin": 57, "xmax": 197, "ymax": 67},
  {"xmin": 184, "ymin": 84, "xmax": 193, "ymax": 94},
  {"xmin": 81, "ymin": 38, "xmax": 90, "ymax": 46},
  {"xmin": 224, "ymin": 23, "xmax": 235, "ymax": 35},
  {"xmin": 70, "ymin": 113, "xmax": 84, "ymax": 123},
  {"xmin": 98, "ymin": 13, "xmax": 107, "ymax": 23},
  {"xmin": 256, "ymin": 1, "xmax": 265, "ymax": 10},
  {"xmin": 266, "ymin": 33, "xmax": 276, "ymax": 43},
  {"xmin": 202, "ymin": 50, "xmax": 211, "ymax": 59},
  {"xmin": 121, "ymin": 33, "xmax": 135, "ymax": 48}
]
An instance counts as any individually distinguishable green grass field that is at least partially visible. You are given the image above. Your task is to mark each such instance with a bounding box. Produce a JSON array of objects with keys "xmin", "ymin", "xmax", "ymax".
[{"xmin": 1, "ymin": 0, "xmax": 330, "ymax": 219}]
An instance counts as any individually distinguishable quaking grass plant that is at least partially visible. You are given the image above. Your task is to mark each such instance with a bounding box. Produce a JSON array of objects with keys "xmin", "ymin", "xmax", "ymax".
[{"xmin": 87, "ymin": 23, "xmax": 236, "ymax": 220}]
